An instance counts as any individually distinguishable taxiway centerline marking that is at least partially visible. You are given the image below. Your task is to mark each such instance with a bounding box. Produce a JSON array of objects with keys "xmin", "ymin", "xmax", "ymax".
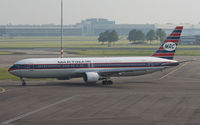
[
  {"xmin": 0, "ymin": 87, "xmax": 6, "ymax": 94},
  {"xmin": 159, "ymin": 62, "xmax": 189, "ymax": 80},
  {"xmin": 1, "ymin": 95, "xmax": 79, "ymax": 125}
]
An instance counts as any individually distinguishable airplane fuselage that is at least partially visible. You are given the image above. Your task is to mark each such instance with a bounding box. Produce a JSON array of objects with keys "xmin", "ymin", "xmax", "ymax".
[{"xmin": 9, "ymin": 56, "xmax": 178, "ymax": 80}]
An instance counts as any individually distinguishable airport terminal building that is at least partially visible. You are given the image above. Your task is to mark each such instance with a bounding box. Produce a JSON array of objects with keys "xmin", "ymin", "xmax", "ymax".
[
  {"xmin": 0, "ymin": 18, "xmax": 155, "ymax": 36},
  {"xmin": 0, "ymin": 25, "xmax": 82, "ymax": 36},
  {"xmin": 1, "ymin": 18, "xmax": 200, "ymax": 44}
]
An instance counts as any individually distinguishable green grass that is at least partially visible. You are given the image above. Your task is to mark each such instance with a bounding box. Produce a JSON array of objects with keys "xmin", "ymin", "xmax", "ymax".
[
  {"xmin": 176, "ymin": 50, "xmax": 200, "ymax": 56},
  {"xmin": 0, "ymin": 52, "xmax": 13, "ymax": 55},
  {"xmin": 66, "ymin": 50, "xmax": 154, "ymax": 56},
  {"xmin": 0, "ymin": 67, "xmax": 55, "ymax": 81},
  {"xmin": 66, "ymin": 50, "xmax": 200, "ymax": 56},
  {"xmin": 1, "ymin": 40, "xmax": 200, "ymax": 49},
  {"xmin": 0, "ymin": 67, "xmax": 19, "ymax": 80},
  {"xmin": 1, "ymin": 36, "xmax": 200, "ymax": 49}
]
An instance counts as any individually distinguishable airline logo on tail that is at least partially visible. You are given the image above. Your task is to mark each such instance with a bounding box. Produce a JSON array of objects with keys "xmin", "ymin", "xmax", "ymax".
[
  {"xmin": 163, "ymin": 42, "xmax": 176, "ymax": 51},
  {"xmin": 152, "ymin": 26, "xmax": 183, "ymax": 60}
]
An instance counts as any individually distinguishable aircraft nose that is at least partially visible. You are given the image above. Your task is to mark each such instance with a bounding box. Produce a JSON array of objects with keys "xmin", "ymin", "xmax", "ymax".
[
  {"xmin": 8, "ymin": 65, "xmax": 14, "ymax": 72},
  {"xmin": 8, "ymin": 67, "xmax": 11, "ymax": 72},
  {"xmin": 8, "ymin": 65, "xmax": 18, "ymax": 77}
]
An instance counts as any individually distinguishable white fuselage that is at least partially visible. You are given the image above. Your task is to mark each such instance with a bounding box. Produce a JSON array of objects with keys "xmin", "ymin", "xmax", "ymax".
[{"xmin": 9, "ymin": 56, "xmax": 178, "ymax": 80}]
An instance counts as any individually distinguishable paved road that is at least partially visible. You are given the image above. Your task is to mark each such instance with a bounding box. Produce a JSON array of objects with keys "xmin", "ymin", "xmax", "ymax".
[{"xmin": 0, "ymin": 57, "xmax": 200, "ymax": 125}]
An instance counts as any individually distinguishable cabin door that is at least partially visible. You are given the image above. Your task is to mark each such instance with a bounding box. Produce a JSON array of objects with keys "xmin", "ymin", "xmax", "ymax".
[{"xmin": 88, "ymin": 61, "xmax": 93, "ymax": 68}]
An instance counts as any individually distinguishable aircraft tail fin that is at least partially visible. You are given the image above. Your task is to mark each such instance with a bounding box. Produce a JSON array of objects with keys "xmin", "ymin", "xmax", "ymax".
[{"xmin": 152, "ymin": 26, "xmax": 183, "ymax": 60}]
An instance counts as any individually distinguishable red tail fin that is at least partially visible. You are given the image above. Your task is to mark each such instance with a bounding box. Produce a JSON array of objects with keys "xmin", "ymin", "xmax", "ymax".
[{"xmin": 152, "ymin": 26, "xmax": 183, "ymax": 60}]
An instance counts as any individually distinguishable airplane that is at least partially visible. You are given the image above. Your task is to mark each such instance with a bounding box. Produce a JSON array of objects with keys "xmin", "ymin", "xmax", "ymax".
[{"xmin": 8, "ymin": 26, "xmax": 183, "ymax": 86}]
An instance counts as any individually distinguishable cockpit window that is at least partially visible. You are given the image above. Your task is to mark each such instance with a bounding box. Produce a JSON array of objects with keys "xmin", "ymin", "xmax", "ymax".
[{"xmin": 11, "ymin": 64, "xmax": 29, "ymax": 69}]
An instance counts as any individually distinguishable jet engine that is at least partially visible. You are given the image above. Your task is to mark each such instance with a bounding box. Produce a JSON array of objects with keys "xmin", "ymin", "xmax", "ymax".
[{"xmin": 83, "ymin": 72, "xmax": 100, "ymax": 83}]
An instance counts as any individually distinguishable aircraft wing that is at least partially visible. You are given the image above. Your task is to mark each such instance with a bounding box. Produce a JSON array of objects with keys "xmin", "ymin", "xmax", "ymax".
[
  {"xmin": 75, "ymin": 68, "xmax": 154, "ymax": 77},
  {"xmin": 92, "ymin": 67, "xmax": 166, "ymax": 77}
]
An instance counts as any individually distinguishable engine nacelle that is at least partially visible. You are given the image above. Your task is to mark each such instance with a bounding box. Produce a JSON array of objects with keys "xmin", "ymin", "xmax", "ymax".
[{"xmin": 83, "ymin": 72, "xmax": 100, "ymax": 83}]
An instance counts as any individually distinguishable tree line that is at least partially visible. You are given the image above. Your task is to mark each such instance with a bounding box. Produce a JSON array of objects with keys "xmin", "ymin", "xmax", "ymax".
[
  {"xmin": 98, "ymin": 29, "xmax": 166, "ymax": 46},
  {"xmin": 98, "ymin": 30, "xmax": 119, "ymax": 47}
]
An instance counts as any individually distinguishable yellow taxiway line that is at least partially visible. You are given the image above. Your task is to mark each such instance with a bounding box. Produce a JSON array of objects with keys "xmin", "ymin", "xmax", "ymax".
[
  {"xmin": 0, "ymin": 87, "xmax": 6, "ymax": 94},
  {"xmin": 159, "ymin": 62, "xmax": 189, "ymax": 80},
  {"xmin": 1, "ymin": 95, "xmax": 78, "ymax": 125}
]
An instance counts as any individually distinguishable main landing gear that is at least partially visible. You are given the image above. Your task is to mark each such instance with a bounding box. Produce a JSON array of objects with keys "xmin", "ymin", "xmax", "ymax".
[
  {"xmin": 20, "ymin": 77, "xmax": 26, "ymax": 86},
  {"xmin": 102, "ymin": 80, "xmax": 113, "ymax": 85}
]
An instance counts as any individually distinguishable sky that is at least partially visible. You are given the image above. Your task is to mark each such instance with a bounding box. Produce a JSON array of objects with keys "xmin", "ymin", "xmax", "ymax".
[{"xmin": 0, "ymin": 0, "xmax": 200, "ymax": 25}]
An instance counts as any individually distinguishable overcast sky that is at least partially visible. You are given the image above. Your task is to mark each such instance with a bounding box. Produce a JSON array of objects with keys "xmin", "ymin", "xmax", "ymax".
[{"xmin": 0, "ymin": 0, "xmax": 200, "ymax": 25}]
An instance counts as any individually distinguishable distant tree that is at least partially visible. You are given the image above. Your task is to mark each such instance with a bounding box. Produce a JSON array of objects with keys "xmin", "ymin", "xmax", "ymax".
[
  {"xmin": 108, "ymin": 30, "xmax": 119, "ymax": 47},
  {"xmin": 128, "ymin": 29, "xmax": 137, "ymax": 42},
  {"xmin": 156, "ymin": 28, "xmax": 166, "ymax": 43},
  {"xmin": 146, "ymin": 29, "xmax": 157, "ymax": 44},
  {"xmin": 137, "ymin": 30, "xmax": 145, "ymax": 41},
  {"xmin": 128, "ymin": 29, "xmax": 145, "ymax": 43},
  {"xmin": 98, "ymin": 32, "xmax": 107, "ymax": 45},
  {"xmin": 146, "ymin": 29, "xmax": 157, "ymax": 41},
  {"xmin": 98, "ymin": 30, "xmax": 119, "ymax": 47}
]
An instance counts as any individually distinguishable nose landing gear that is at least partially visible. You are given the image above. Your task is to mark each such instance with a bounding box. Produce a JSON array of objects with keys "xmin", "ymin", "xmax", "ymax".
[{"xmin": 20, "ymin": 78, "xmax": 26, "ymax": 86}]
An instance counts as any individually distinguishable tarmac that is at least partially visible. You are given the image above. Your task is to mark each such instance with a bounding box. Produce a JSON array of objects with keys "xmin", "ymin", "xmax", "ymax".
[{"xmin": 0, "ymin": 54, "xmax": 200, "ymax": 125}]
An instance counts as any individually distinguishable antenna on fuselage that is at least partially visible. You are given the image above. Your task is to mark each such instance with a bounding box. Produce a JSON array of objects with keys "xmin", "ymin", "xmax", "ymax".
[{"xmin": 60, "ymin": 0, "xmax": 64, "ymax": 58}]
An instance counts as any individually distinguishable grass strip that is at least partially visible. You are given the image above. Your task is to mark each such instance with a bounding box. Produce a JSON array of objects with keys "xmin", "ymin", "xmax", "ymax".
[
  {"xmin": 66, "ymin": 50, "xmax": 200, "ymax": 56},
  {"xmin": 0, "ymin": 52, "xmax": 13, "ymax": 55},
  {"xmin": 0, "ymin": 67, "xmax": 19, "ymax": 80}
]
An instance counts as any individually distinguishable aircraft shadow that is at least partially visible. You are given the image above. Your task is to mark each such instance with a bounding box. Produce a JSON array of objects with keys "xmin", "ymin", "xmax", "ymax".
[
  {"xmin": 32, "ymin": 81, "xmax": 125, "ymax": 89},
  {"xmin": 0, "ymin": 80, "xmax": 157, "ymax": 89}
]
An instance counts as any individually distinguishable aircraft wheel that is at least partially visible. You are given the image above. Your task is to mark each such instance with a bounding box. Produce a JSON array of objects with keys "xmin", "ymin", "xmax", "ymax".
[
  {"xmin": 102, "ymin": 80, "xmax": 113, "ymax": 85},
  {"xmin": 22, "ymin": 81, "xmax": 26, "ymax": 86},
  {"xmin": 21, "ymin": 78, "xmax": 26, "ymax": 86}
]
